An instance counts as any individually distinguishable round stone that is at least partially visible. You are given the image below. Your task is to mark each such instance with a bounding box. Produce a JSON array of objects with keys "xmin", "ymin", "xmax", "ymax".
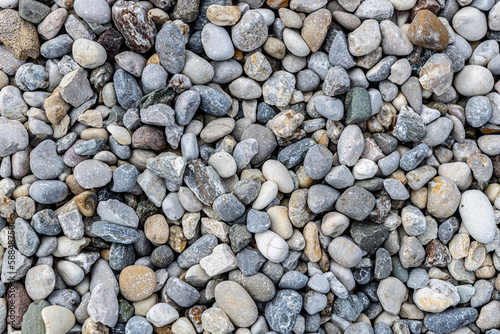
[
  {"xmin": 119, "ymin": 265, "xmax": 156, "ymax": 302},
  {"xmin": 74, "ymin": 160, "xmax": 113, "ymax": 189}
]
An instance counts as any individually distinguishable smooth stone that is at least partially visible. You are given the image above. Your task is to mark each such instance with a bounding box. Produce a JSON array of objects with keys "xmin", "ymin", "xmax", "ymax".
[{"xmin": 459, "ymin": 190, "xmax": 496, "ymax": 244}]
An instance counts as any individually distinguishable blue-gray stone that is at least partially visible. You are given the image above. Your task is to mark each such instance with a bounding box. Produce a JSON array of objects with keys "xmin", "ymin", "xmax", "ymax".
[
  {"xmin": 265, "ymin": 290, "xmax": 303, "ymax": 334},
  {"xmin": 335, "ymin": 186, "xmax": 376, "ymax": 221},
  {"xmin": 277, "ymin": 138, "xmax": 316, "ymax": 169},
  {"xmin": 465, "ymin": 95, "xmax": 492, "ymax": 128},
  {"xmin": 423, "ymin": 308, "xmax": 478, "ymax": 334},
  {"xmin": 19, "ymin": 0, "xmax": 50, "ymax": 23},
  {"xmin": 278, "ymin": 271, "xmax": 308, "ymax": 290},
  {"xmin": 15, "ymin": 63, "xmax": 49, "ymax": 91},
  {"xmin": 47, "ymin": 289, "xmax": 80, "ymax": 312},
  {"xmin": 109, "ymin": 136, "xmax": 131, "ymax": 160},
  {"xmin": 74, "ymin": 138, "xmax": 106, "ymax": 156},
  {"xmin": 166, "ymin": 277, "xmax": 200, "ymax": 307},
  {"xmin": 393, "ymin": 107, "xmax": 426, "ymax": 142},
  {"xmin": 191, "ymin": 85, "xmax": 231, "ymax": 116},
  {"xmin": 399, "ymin": 143, "xmax": 430, "ymax": 171},
  {"xmin": 111, "ymin": 164, "xmax": 138, "ymax": 193},
  {"xmin": 114, "ymin": 69, "xmax": 142, "ymax": 110},
  {"xmin": 333, "ymin": 294, "xmax": 363, "ymax": 321},
  {"xmin": 151, "ymin": 245, "xmax": 174, "ymax": 268},
  {"xmin": 174, "ymin": 90, "xmax": 200, "ymax": 125},
  {"xmin": 40, "ymin": 34, "xmax": 74, "ymax": 59},
  {"xmin": 90, "ymin": 221, "xmax": 140, "ymax": 244},
  {"xmin": 109, "ymin": 243, "xmax": 135, "ymax": 271},
  {"xmin": 257, "ymin": 102, "xmax": 277, "ymax": 125},
  {"xmin": 366, "ymin": 56, "xmax": 397, "ymax": 82},
  {"xmin": 14, "ymin": 218, "xmax": 39, "ymax": 257},
  {"xmin": 31, "ymin": 209, "xmax": 61, "ymax": 236},
  {"xmin": 307, "ymin": 274, "xmax": 330, "ymax": 293},
  {"xmin": 133, "ymin": 230, "xmax": 152, "ymax": 257},
  {"xmin": 212, "ymin": 193, "xmax": 245, "ymax": 222},
  {"xmin": 29, "ymin": 180, "xmax": 68, "ymax": 204},
  {"xmin": 187, "ymin": 30, "xmax": 204, "ymax": 54},
  {"xmin": 229, "ymin": 224, "xmax": 252, "ymax": 253},
  {"xmin": 177, "ymin": 234, "xmax": 218, "ymax": 268},
  {"xmin": 307, "ymin": 184, "xmax": 340, "ymax": 214},
  {"xmin": 30, "ymin": 139, "xmax": 64, "ymax": 180},
  {"xmin": 438, "ymin": 217, "xmax": 460, "ymax": 244},
  {"xmin": 374, "ymin": 322, "xmax": 392, "ymax": 334},
  {"xmin": 328, "ymin": 31, "xmax": 355, "ymax": 69},
  {"xmin": 261, "ymin": 261, "xmax": 284, "ymax": 285},
  {"xmin": 303, "ymin": 144, "xmax": 333, "ymax": 180},
  {"xmin": 246, "ymin": 209, "xmax": 271, "ymax": 233},
  {"xmin": 407, "ymin": 268, "xmax": 429, "ymax": 289},
  {"xmin": 156, "ymin": 22, "xmax": 186, "ymax": 74},
  {"xmin": 236, "ymin": 247, "xmax": 266, "ymax": 276},
  {"xmin": 125, "ymin": 316, "xmax": 153, "ymax": 334}
]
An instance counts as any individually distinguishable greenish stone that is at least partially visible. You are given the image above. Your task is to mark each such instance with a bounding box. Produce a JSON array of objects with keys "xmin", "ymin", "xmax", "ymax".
[
  {"xmin": 139, "ymin": 86, "xmax": 176, "ymax": 110},
  {"xmin": 392, "ymin": 256, "xmax": 409, "ymax": 283},
  {"xmin": 104, "ymin": 105, "xmax": 126, "ymax": 127},
  {"xmin": 345, "ymin": 87, "xmax": 371, "ymax": 124},
  {"xmin": 136, "ymin": 200, "xmax": 158, "ymax": 224},
  {"xmin": 118, "ymin": 299, "xmax": 135, "ymax": 322},
  {"xmin": 21, "ymin": 300, "xmax": 50, "ymax": 334}
]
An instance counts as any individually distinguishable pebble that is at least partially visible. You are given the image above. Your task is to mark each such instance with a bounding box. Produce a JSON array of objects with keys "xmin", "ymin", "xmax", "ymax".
[
  {"xmin": 265, "ymin": 290, "xmax": 303, "ymax": 334},
  {"xmin": 231, "ymin": 10, "xmax": 268, "ymax": 52},
  {"xmin": 41, "ymin": 305, "xmax": 76, "ymax": 334},
  {"xmin": 202, "ymin": 23, "xmax": 234, "ymax": 61},
  {"xmin": 74, "ymin": 160, "xmax": 113, "ymax": 189},
  {"xmin": 459, "ymin": 190, "xmax": 496, "ymax": 244}
]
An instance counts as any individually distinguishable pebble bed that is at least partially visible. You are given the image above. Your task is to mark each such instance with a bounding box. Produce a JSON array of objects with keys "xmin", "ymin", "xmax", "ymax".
[{"xmin": 1, "ymin": 0, "xmax": 500, "ymax": 333}]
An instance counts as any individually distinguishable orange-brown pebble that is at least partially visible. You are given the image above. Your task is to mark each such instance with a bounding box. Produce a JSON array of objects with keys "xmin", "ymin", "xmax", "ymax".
[
  {"xmin": 74, "ymin": 190, "xmax": 98, "ymax": 217},
  {"xmin": 45, "ymin": 87, "xmax": 71, "ymax": 124},
  {"xmin": 66, "ymin": 175, "xmax": 86, "ymax": 196},
  {"xmin": 146, "ymin": 53, "xmax": 161, "ymax": 66},
  {"xmin": 100, "ymin": 249, "xmax": 110, "ymax": 261},
  {"xmin": 119, "ymin": 265, "xmax": 157, "ymax": 302},
  {"xmin": 408, "ymin": 10, "xmax": 448, "ymax": 50},
  {"xmin": 301, "ymin": 9, "xmax": 332, "ymax": 53},
  {"xmin": 82, "ymin": 317, "xmax": 109, "ymax": 334},
  {"xmin": 206, "ymin": 5, "xmax": 241, "ymax": 26},
  {"xmin": 266, "ymin": 0, "xmax": 289, "ymax": 8},
  {"xmin": 144, "ymin": 214, "xmax": 169, "ymax": 244}
]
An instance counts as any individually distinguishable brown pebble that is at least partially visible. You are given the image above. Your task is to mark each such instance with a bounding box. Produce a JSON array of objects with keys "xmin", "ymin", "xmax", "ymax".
[
  {"xmin": 301, "ymin": 9, "xmax": 332, "ymax": 53},
  {"xmin": 0, "ymin": 10, "xmax": 40, "ymax": 60},
  {"xmin": 66, "ymin": 174, "xmax": 86, "ymax": 195},
  {"xmin": 206, "ymin": 5, "xmax": 241, "ymax": 26},
  {"xmin": 119, "ymin": 265, "xmax": 156, "ymax": 302},
  {"xmin": 6, "ymin": 282, "xmax": 32, "ymax": 329},
  {"xmin": 132, "ymin": 125, "xmax": 167, "ymax": 150},
  {"xmin": 168, "ymin": 225, "xmax": 187, "ymax": 253},
  {"xmin": 144, "ymin": 214, "xmax": 169, "ymax": 244},
  {"xmin": 74, "ymin": 190, "xmax": 98, "ymax": 217},
  {"xmin": 44, "ymin": 87, "xmax": 71, "ymax": 124},
  {"xmin": 82, "ymin": 317, "xmax": 109, "ymax": 334},
  {"xmin": 408, "ymin": 10, "xmax": 448, "ymax": 51}
]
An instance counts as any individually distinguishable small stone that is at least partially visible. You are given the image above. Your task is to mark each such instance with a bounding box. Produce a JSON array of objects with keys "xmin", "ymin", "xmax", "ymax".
[
  {"xmin": 119, "ymin": 265, "xmax": 156, "ymax": 302},
  {"xmin": 74, "ymin": 160, "xmax": 112, "ymax": 189},
  {"xmin": 231, "ymin": 10, "xmax": 268, "ymax": 52},
  {"xmin": 200, "ymin": 243, "xmax": 237, "ymax": 276},
  {"xmin": 337, "ymin": 125, "xmax": 365, "ymax": 167},
  {"xmin": 348, "ymin": 19, "xmax": 381, "ymax": 57},
  {"xmin": 72, "ymin": 38, "xmax": 107, "ymax": 69},
  {"xmin": 262, "ymin": 70, "xmax": 296, "ymax": 107},
  {"xmin": 214, "ymin": 281, "xmax": 258, "ymax": 327},
  {"xmin": 454, "ymin": 65, "xmax": 494, "ymax": 97},
  {"xmin": 265, "ymin": 290, "xmax": 303, "ymax": 334},
  {"xmin": 0, "ymin": 9, "xmax": 39, "ymax": 60},
  {"xmin": 303, "ymin": 144, "xmax": 333, "ymax": 180},
  {"xmin": 41, "ymin": 306, "xmax": 76, "ymax": 334},
  {"xmin": 335, "ymin": 186, "xmax": 375, "ymax": 221},
  {"xmin": 459, "ymin": 190, "xmax": 496, "ymax": 244},
  {"xmin": 378, "ymin": 277, "xmax": 406, "ymax": 315},
  {"xmin": 328, "ymin": 236, "xmax": 362, "ymax": 268},
  {"xmin": 112, "ymin": 0, "xmax": 156, "ymax": 53},
  {"xmin": 414, "ymin": 279, "xmax": 460, "ymax": 313},
  {"xmin": 408, "ymin": 10, "xmax": 448, "ymax": 50},
  {"xmin": 201, "ymin": 307, "xmax": 234, "ymax": 334},
  {"xmin": 207, "ymin": 5, "xmax": 241, "ymax": 26},
  {"xmin": 424, "ymin": 307, "xmax": 478, "ymax": 334},
  {"xmin": 29, "ymin": 180, "xmax": 68, "ymax": 204}
]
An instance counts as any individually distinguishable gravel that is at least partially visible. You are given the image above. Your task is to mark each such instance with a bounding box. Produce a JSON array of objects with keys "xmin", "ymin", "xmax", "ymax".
[{"xmin": 0, "ymin": 0, "xmax": 499, "ymax": 333}]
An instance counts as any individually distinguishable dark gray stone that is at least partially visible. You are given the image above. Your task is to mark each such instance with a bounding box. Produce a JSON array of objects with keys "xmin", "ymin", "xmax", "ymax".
[
  {"xmin": 156, "ymin": 22, "xmax": 186, "ymax": 74},
  {"xmin": 31, "ymin": 209, "xmax": 61, "ymax": 236},
  {"xmin": 265, "ymin": 290, "xmax": 303, "ymax": 334},
  {"xmin": 177, "ymin": 234, "xmax": 218, "ymax": 268},
  {"xmin": 90, "ymin": 221, "xmax": 140, "ymax": 244},
  {"xmin": 423, "ymin": 308, "xmax": 478, "ymax": 334},
  {"xmin": 113, "ymin": 69, "xmax": 142, "ymax": 110},
  {"xmin": 191, "ymin": 85, "xmax": 231, "ymax": 116},
  {"xmin": 246, "ymin": 209, "xmax": 271, "ymax": 233}
]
